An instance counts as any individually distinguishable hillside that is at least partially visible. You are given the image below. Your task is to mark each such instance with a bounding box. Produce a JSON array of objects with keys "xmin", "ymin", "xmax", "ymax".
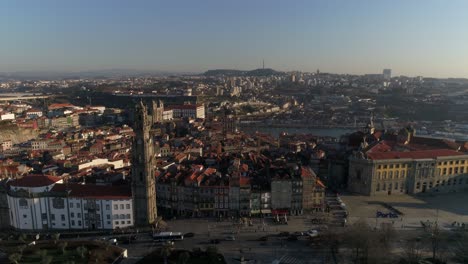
[{"xmin": 203, "ymin": 68, "xmax": 281, "ymax": 77}]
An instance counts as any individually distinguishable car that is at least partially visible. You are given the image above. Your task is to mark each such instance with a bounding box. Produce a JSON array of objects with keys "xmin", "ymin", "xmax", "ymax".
[
  {"xmin": 306, "ymin": 230, "xmax": 319, "ymax": 238},
  {"xmin": 184, "ymin": 232, "xmax": 195, "ymax": 238},
  {"xmin": 287, "ymin": 235, "xmax": 298, "ymax": 241},
  {"xmin": 210, "ymin": 239, "xmax": 220, "ymax": 244},
  {"xmin": 108, "ymin": 238, "xmax": 118, "ymax": 245},
  {"xmin": 224, "ymin": 235, "xmax": 235, "ymax": 241},
  {"xmin": 293, "ymin": 231, "xmax": 304, "ymax": 236},
  {"xmin": 156, "ymin": 240, "xmax": 174, "ymax": 246}
]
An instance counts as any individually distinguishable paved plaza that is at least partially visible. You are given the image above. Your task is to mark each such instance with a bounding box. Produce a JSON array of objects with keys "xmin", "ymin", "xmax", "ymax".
[{"xmin": 342, "ymin": 192, "xmax": 468, "ymax": 230}]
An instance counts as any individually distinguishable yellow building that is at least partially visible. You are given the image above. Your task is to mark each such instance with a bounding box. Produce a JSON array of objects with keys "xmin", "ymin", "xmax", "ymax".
[{"xmin": 349, "ymin": 149, "xmax": 468, "ymax": 196}]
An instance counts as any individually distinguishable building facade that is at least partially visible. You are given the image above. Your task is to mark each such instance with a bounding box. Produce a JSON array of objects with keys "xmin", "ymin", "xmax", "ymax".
[
  {"xmin": 7, "ymin": 174, "xmax": 133, "ymax": 231},
  {"xmin": 349, "ymin": 149, "xmax": 468, "ymax": 196}
]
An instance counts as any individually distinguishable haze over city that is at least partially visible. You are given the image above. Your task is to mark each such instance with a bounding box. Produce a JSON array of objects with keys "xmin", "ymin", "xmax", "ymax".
[{"xmin": 1, "ymin": 0, "xmax": 468, "ymax": 78}]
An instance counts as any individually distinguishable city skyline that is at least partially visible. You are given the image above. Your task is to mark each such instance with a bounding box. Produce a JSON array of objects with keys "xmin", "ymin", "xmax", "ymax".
[{"xmin": 1, "ymin": 0, "xmax": 468, "ymax": 78}]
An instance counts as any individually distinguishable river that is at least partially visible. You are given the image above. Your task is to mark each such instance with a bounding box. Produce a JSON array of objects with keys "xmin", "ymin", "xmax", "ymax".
[{"xmin": 239, "ymin": 125, "xmax": 355, "ymax": 138}]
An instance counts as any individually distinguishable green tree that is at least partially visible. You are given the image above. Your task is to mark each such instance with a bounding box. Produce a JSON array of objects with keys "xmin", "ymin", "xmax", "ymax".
[
  {"xmin": 76, "ymin": 246, "xmax": 88, "ymax": 259},
  {"xmin": 59, "ymin": 241, "xmax": 68, "ymax": 255},
  {"xmin": 8, "ymin": 253, "xmax": 22, "ymax": 264},
  {"xmin": 52, "ymin": 233, "xmax": 60, "ymax": 245},
  {"xmin": 41, "ymin": 255, "xmax": 53, "ymax": 264},
  {"xmin": 206, "ymin": 246, "xmax": 219, "ymax": 264},
  {"xmin": 177, "ymin": 251, "xmax": 190, "ymax": 264},
  {"xmin": 18, "ymin": 233, "xmax": 27, "ymax": 244},
  {"xmin": 160, "ymin": 244, "xmax": 173, "ymax": 264}
]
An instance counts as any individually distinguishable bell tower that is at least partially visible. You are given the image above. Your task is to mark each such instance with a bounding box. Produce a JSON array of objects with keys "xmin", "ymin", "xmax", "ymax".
[{"xmin": 132, "ymin": 101, "xmax": 157, "ymax": 226}]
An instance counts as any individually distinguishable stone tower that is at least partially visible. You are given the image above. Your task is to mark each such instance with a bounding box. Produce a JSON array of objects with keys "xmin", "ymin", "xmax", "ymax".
[
  {"xmin": 151, "ymin": 100, "xmax": 164, "ymax": 123},
  {"xmin": 132, "ymin": 101, "xmax": 157, "ymax": 226}
]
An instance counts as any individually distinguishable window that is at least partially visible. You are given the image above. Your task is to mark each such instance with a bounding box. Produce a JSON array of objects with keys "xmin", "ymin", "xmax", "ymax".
[
  {"xmin": 114, "ymin": 214, "xmax": 119, "ymax": 219},
  {"xmin": 396, "ymin": 164, "xmax": 400, "ymax": 168},
  {"xmin": 383, "ymin": 171, "xmax": 387, "ymax": 179},
  {"xmin": 114, "ymin": 205, "xmax": 118, "ymax": 210},
  {"xmin": 461, "ymin": 167, "xmax": 465, "ymax": 173},
  {"xmin": 395, "ymin": 171, "xmax": 399, "ymax": 178},
  {"xmin": 70, "ymin": 203, "xmax": 74, "ymax": 208},
  {"xmin": 51, "ymin": 214, "xmax": 55, "ymax": 221},
  {"xmin": 383, "ymin": 165, "xmax": 387, "ymax": 169},
  {"xmin": 383, "ymin": 183, "xmax": 387, "ymax": 190},
  {"xmin": 96, "ymin": 204, "xmax": 100, "ymax": 211},
  {"xmin": 106, "ymin": 204, "xmax": 110, "ymax": 210},
  {"xmin": 71, "ymin": 220, "xmax": 75, "ymax": 226},
  {"xmin": 376, "ymin": 183, "xmax": 380, "ymax": 191},
  {"xmin": 77, "ymin": 213, "xmax": 81, "ymax": 218},
  {"xmin": 77, "ymin": 203, "xmax": 81, "ymax": 208},
  {"xmin": 19, "ymin": 198, "xmax": 28, "ymax": 208},
  {"xmin": 107, "ymin": 214, "xmax": 110, "ymax": 220},
  {"xmin": 23, "ymin": 214, "xmax": 27, "ymax": 218},
  {"xmin": 126, "ymin": 214, "xmax": 131, "ymax": 219},
  {"xmin": 389, "ymin": 171, "xmax": 393, "ymax": 179},
  {"xmin": 115, "ymin": 221, "xmax": 119, "ymax": 225},
  {"xmin": 449, "ymin": 168, "xmax": 453, "ymax": 175},
  {"xmin": 120, "ymin": 214, "xmax": 124, "ymax": 219},
  {"xmin": 390, "ymin": 164, "xmax": 394, "ymax": 169},
  {"xmin": 120, "ymin": 204, "xmax": 124, "ymax": 210},
  {"xmin": 41, "ymin": 213, "xmax": 47, "ymax": 220},
  {"xmin": 429, "ymin": 182, "xmax": 433, "ymax": 188},
  {"xmin": 395, "ymin": 182, "xmax": 398, "ymax": 190},
  {"xmin": 126, "ymin": 204, "xmax": 130, "ymax": 209},
  {"xmin": 448, "ymin": 179, "xmax": 452, "ymax": 185},
  {"xmin": 71, "ymin": 212, "xmax": 74, "ymax": 218},
  {"xmin": 121, "ymin": 221, "xmax": 125, "ymax": 224},
  {"xmin": 459, "ymin": 178, "xmax": 463, "ymax": 185},
  {"xmin": 416, "ymin": 182, "xmax": 421, "ymax": 189},
  {"xmin": 78, "ymin": 221, "xmax": 82, "ymax": 226},
  {"xmin": 401, "ymin": 171, "xmax": 405, "ymax": 177},
  {"xmin": 127, "ymin": 221, "xmax": 131, "ymax": 224},
  {"xmin": 61, "ymin": 214, "xmax": 65, "ymax": 221},
  {"xmin": 107, "ymin": 221, "xmax": 111, "ymax": 225},
  {"xmin": 378, "ymin": 165, "xmax": 382, "ymax": 169},
  {"xmin": 443, "ymin": 168, "xmax": 447, "ymax": 175},
  {"xmin": 442, "ymin": 180, "xmax": 446, "ymax": 186}
]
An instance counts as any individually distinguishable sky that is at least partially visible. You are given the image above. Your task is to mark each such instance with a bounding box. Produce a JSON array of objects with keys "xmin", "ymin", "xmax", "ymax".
[{"xmin": 1, "ymin": 0, "xmax": 468, "ymax": 78}]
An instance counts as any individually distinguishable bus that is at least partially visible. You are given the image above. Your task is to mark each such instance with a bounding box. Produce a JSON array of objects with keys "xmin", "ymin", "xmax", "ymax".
[{"xmin": 153, "ymin": 232, "xmax": 184, "ymax": 242}]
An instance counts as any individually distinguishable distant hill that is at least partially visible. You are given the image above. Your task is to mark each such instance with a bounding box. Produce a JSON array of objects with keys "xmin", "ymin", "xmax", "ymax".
[{"xmin": 203, "ymin": 68, "xmax": 281, "ymax": 77}]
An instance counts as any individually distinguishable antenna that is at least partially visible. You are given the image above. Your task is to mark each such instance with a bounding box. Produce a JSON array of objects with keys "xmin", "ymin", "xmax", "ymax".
[{"xmin": 262, "ymin": 59, "xmax": 265, "ymax": 69}]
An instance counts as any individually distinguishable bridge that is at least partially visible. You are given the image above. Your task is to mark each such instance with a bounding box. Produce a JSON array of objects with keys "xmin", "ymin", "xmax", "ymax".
[{"xmin": 0, "ymin": 94, "xmax": 53, "ymax": 101}]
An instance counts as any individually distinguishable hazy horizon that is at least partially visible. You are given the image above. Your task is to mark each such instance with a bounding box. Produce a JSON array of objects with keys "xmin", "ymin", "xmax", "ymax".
[{"xmin": 2, "ymin": 0, "xmax": 468, "ymax": 78}]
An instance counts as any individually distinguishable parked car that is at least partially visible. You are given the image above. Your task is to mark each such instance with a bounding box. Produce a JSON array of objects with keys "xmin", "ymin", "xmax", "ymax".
[
  {"xmin": 184, "ymin": 232, "xmax": 195, "ymax": 238},
  {"xmin": 224, "ymin": 235, "xmax": 235, "ymax": 241},
  {"xmin": 210, "ymin": 239, "xmax": 220, "ymax": 244},
  {"xmin": 306, "ymin": 230, "xmax": 319, "ymax": 238}
]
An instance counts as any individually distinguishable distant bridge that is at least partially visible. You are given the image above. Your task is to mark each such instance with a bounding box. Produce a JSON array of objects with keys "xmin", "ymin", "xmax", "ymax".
[{"xmin": 0, "ymin": 95, "xmax": 53, "ymax": 101}]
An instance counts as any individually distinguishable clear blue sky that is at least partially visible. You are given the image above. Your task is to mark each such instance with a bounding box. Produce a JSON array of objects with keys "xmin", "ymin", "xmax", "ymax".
[{"xmin": 1, "ymin": 0, "xmax": 468, "ymax": 77}]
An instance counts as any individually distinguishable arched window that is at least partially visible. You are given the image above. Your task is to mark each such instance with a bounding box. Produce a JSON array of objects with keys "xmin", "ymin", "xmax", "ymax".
[
  {"xmin": 19, "ymin": 198, "xmax": 28, "ymax": 208},
  {"xmin": 395, "ymin": 182, "xmax": 399, "ymax": 190},
  {"xmin": 376, "ymin": 183, "xmax": 380, "ymax": 191},
  {"xmin": 383, "ymin": 183, "xmax": 387, "ymax": 190},
  {"xmin": 395, "ymin": 171, "xmax": 399, "ymax": 178}
]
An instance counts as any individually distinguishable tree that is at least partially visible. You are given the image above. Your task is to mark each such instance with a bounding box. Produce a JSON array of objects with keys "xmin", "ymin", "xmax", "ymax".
[
  {"xmin": 76, "ymin": 246, "xmax": 88, "ymax": 259},
  {"xmin": 52, "ymin": 233, "xmax": 60, "ymax": 245},
  {"xmin": 160, "ymin": 244, "xmax": 173, "ymax": 264},
  {"xmin": 18, "ymin": 233, "xmax": 27, "ymax": 244},
  {"xmin": 453, "ymin": 233, "xmax": 468, "ymax": 264},
  {"xmin": 177, "ymin": 251, "xmax": 190, "ymax": 264},
  {"xmin": 401, "ymin": 238, "xmax": 423, "ymax": 264},
  {"xmin": 8, "ymin": 253, "xmax": 22, "ymax": 264},
  {"xmin": 41, "ymin": 256, "xmax": 53, "ymax": 264},
  {"xmin": 58, "ymin": 241, "xmax": 68, "ymax": 255},
  {"xmin": 206, "ymin": 246, "xmax": 219, "ymax": 264}
]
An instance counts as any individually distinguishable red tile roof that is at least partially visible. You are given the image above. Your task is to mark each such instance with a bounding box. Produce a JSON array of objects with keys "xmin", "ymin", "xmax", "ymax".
[
  {"xmin": 366, "ymin": 149, "xmax": 465, "ymax": 160},
  {"xmin": 10, "ymin": 174, "xmax": 62, "ymax": 188},
  {"xmin": 51, "ymin": 183, "xmax": 131, "ymax": 199}
]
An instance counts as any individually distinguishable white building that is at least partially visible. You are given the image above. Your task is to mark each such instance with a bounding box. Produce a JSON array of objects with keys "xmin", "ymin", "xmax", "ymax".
[
  {"xmin": 0, "ymin": 112, "xmax": 15, "ymax": 121},
  {"xmin": 7, "ymin": 174, "xmax": 133, "ymax": 231},
  {"xmin": 167, "ymin": 104, "xmax": 205, "ymax": 119}
]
